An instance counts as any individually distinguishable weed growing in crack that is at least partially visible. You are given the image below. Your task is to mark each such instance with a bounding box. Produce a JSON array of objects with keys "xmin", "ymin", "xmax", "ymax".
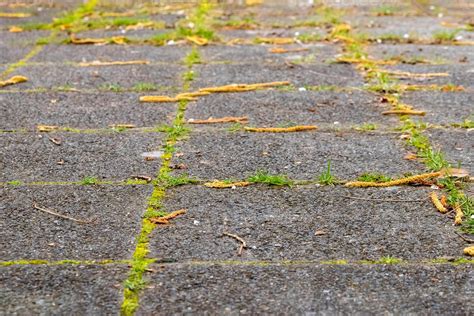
[
  {"xmin": 133, "ymin": 82, "xmax": 157, "ymax": 92},
  {"xmin": 247, "ymin": 170, "xmax": 293, "ymax": 186},
  {"xmin": 184, "ymin": 47, "xmax": 202, "ymax": 66},
  {"xmin": 81, "ymin": 176, "xmax": 98, "ymax": 185},
  {"xmin": 318, "ymin": 161, "xmax": 335, "ymax": 185},
  {"xmin": 163, "ymin": 174, "xmax": 199, "ymax": 188},
  {"xmin": 433, "ymin": 30, "xmax": 459, "ymax": 43},
  {"xmin": 100, "ymin": 83, "xmax": 123, "ymax": 92},
  {"xmin": 6, "ymin": 180, "xmax": 22, "ymax": 186},
  {"xmin": 355, "ymin": 123, "xmax": 377, "ymax": 131}
]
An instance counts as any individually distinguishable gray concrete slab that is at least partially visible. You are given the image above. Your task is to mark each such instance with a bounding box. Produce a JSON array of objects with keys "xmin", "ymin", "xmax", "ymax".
[
  {"xmin": 0, "ymin": 30, "xmax": 52, "ymax": 47},
  {"xmin": 31, "ymin": 44, "xmax": 190, "ymax": 63},
  {"xmin": 5, "ymin": 63, "xmax": 184, "ymax": 91},
  {"xmin": 0, "ymin": 264, "xmax": 127, "ymax": 315},
  {"xmin": 0, "ymin": 185, "xmax": 150, "ymax": 260},
  {"xmin": 149, "ymin": 185, "xmax": 464, "ymax": 261},
  {"xmin": 200, "ymin": 43, "xmax": 339, "ymax": 64},
  {"xmin": 0, "ymin": 132, "xmax": 164, "ymax": 182},
  {"xmin": 427, "ymin": 128, "xmax": 473, "ymax": 173},
  {"xmin": 0, "ymin": 44, "xmax": 35, "ymax": 64},
  {"xmin": 139, "ymin": 263, "xmax": 473, "ymax": 315},
  {"xmin": 0, "ymin": 92, "xmax": 176, "ymax": 129},
  {"xmin": 367, "ymin": 44, "xmax": 474, "ymax": 65},
  {"xmin": 400, "ymin": 91, "xmax": 473, "ymax": 125},
  {"xmin": 385, "ymin": 64, "xmax": 474, "ymax": 89},
  {"xmin": 217, "ymin": 28, "xmax": 328, "ymax": 41},
  {"xmin": 171, "ymin": 131, "xmax": 425, "ymax": 180},
  {"xmin": 192, "ymin": 62, "xmax": 363, "ymax": 89},
  {"xmin": 186, "ymin": 90, "xmax": 397, "ymax": 129}
]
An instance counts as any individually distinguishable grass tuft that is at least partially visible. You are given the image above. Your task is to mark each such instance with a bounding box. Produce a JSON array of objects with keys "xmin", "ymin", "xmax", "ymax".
[
  {"xmin": 318, "ymin": 161, "xmax": 336, "ymax": 185},
  {"xmin": 247, "ymin": 170, "xmax": 293, "ymax": 186}
]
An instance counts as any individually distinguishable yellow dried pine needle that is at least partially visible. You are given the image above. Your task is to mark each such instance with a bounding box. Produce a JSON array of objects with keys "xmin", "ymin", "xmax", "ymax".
[
  {"xmin": 37, "ymin": 125, "xmax": 59, "ymax": 132},
  {"xmin": 379, "ymin": 70, "xmax": 449, "ymax": 78},
  {"xmin": 149, "ymin": 209, "xmax": 186, "ymax": 225},
  {"xmin": 139, "ymin": 95, "xmax": 197, "ymax": 103},
  {"xmin": 186, "ymin": 36, "xmax": 208, "ymax": 46},
  {"xmin": 0, "ymin": 12, "xmax": 31, "ymax": 18},
  {"xmin": 256, "ymin": 37, "xmax": 294, "ymax": 45},
  {"xmin": 175, "ymin": 91, "xmax": 211, "ymax": 98},
  {"xmin": 70, "ymin": 35, "xmax": 127, "ymax": 45},
  {"xmin": 382, "ymin": 109, "xmax": 426, "ymax": 116},
  {"xmin": 244, "ymin": 125, "xmax": 317, "ymax": 133},
  {"xmin": 0, "ymin": 75, "xmax": 28, "ymax": 88},
  {"xmin": 9, "ymin": 26, "xmax": 23, "ymax": 32},
  {"xmin": 454, "ymin": 203, "xmax": 464, "ymax": 225},
  {"xmin": 464, "ymin": 246, "xmax": 474, "ymax": 256},
  {"xmin": 269, "ymin": 47, "xmax": 309, "ymax": 54},
  {"xmin": 345, "ymin": 171, "xmax": 442, "ymax": 187},
  {"xmin": 109, "ymin": 124, "xmax": 136, "ymax": 129},
  {"xmin": 198, "ymin": 81, "xmax": 289, "ymax": 93},
  {"xmin": 78, "ymin": 60, "xmax": 149, "ymax": 67},
  {"xmin": 430, "ymin": 192, "xmax": 448, "ymax": 213},
  {"xmin": 101, "ymin": 11, "xmax": 134, "ymax": 17},
  {"xmin": 333, "ymin": 34, "xmax": 356, "ymax": 43},
  {"xmin": 188, "ymin": 116, "xmax": 248, "ymax": 124},
  {"xmin": 204, "ymin": 181, "xmax": 251, "ymax": 188}
]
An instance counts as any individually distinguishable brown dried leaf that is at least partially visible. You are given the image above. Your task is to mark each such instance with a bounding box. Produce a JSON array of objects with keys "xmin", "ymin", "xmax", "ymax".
[
  {"xmin": 0, "ymin": 75, "xmax": 28, "ymax": 88},
  {"xmin": 37, "ymin": 125, "xmax": 59, "ymax": 132},
  {"xmin": 244, "ymin": 125, "xmax": 317, "ymax": 133}
]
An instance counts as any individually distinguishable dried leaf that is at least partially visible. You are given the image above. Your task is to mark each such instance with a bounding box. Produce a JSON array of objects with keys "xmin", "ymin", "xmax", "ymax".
[
  {"xmin": 0, "ymin": 75, "xmax": 28, "ymax": 88},
  {"xmin": 379, "ymin": 70, "xmax": 449, "ymax": 78},
  {"xmin": 314, "ymin": 230, "xmax": 327, "ymax": 236},
  {"xmin": 48, "ymin": 137, "xmax": 61, "ymax": 145},
  {"xmin": 125, "ymin": 22, "xmax": 155, "ymax": 30},
  {"xmin": 199, "ymin": 81, "xmax": 290, "ymax": 93},
  {"xmin": 244, "ymin": 125, "xmax": 317, "ymax": 133}
]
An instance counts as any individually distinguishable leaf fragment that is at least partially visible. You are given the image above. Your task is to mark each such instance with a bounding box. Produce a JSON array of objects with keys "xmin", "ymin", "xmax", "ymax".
[
  {"xmin": 269, "ymin": 47, "xmax": 309, "ymax": 54},
  {"xmin": 186, "ymin": 36, "xmax": 208, "ymax": 46},
  {"xmin": 382, "ymin": 109, "xmax": 426, "ymax": 116},
  {"xmin": 454, "ymin": 203, "xmax": 464, "ymax": 225},
  {"xmin": 430, "ymin": 192, "xmax": 448, "ymax": 213},
  {"xmin": 256, "ymin": 37, "xmax": 294, "ymax": 45},
  {"xmin": 0, "ymin": 12, "xmax": 31, "ymax": 18},
  {"xmin": 139, "ymin": 95, "xmax": 197, "ymax": 103},
  {"xmin": 464, "ymin": 246, "xmax": 474, "ymax": 256},
  {"xmin": 37, "ymin": 125, "xmax": 59, "ymax": 132},
  {"xmin": 8, "ymin": 26, "xmax": 23, "ymax": 32}
]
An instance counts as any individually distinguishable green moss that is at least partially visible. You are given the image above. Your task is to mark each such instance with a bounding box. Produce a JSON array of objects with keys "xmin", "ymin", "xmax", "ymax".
[
  {"xmin": 296, "ymin": 33, "xmax": 323, "ymax": 43},
  {"xmin": 357, "ymin": 172, "xmax": 392, "ymax": 183},
  {"xmin": 100, "ymin": 83, "xmax": 123, "ymax": 92},
  {"xmin": 247, "ymin": 170, "xmax": 293, "ymax": 187},
  {"xmin": 163, "ymin": 174, "xmax": 199, "ymax": 188},
  {"xmin": 320, "ymin": 259, "xmax": 348, "ymax": 265},
  {"xmin": 355, "ymin": 123, "xmax": 377, "ymax": 131},
  {"xmin": 361, "ymin": 256, "xmax": 403, "ymax": 264},
  {"xmin": 184, "ymin": 47, "xmax": 202, "ymax": 66},
  {"xmin": 451, "ymin": 119, "xmax": 474, "ymax": 129},
  {"xmin": 182, "ymin": 70, "xmax": 195, "ymax": 82},
  {"xmin": 6, "ymin": 180, "xmax": 22, "ymax": 186},
  {"xmin": 81, "ymin": 176, "xmax": 99, "ymax": 185},
  {"xmin": 433, "ymin": 30, "xmax": 459, "ymax": 43}
]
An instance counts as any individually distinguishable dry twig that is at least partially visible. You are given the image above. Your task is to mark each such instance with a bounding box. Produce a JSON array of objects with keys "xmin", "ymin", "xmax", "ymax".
[
  {"xmin": 188, "ymin": 117, "xmax": 248, "ymax": 124},
  {"xmin": 244, "ymin": 125, "xmax": 317, "ymax": 133},
  {"xmin": 32, "ymin": 203, "xmax": 93, "ymax": 224},
  {"xmin": 341, "ymin": 195, "xmax": 425, "ymax": 203},
  {"xmin": 150, "ymin": 209, "xmax": 186, "ymax": 224},
  {"xmin": 223, "ymin": 232, "xmax": 247, "ymax": 256}
]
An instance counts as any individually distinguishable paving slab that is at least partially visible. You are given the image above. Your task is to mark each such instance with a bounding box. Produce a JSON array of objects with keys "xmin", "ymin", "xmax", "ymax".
[
  {"xmin": 217, "ymin": 28, "xmax": 328, "ymax": 41},
  {"xmin": 149, "ymin": 185, "xmax": 464, "ymax": 261},
  {"xmin": 186, "ymin": 90, "xmax": 397, "ymax": 129},
  {"xmin": 172, "ymin": 131, "xmax": 425, "ymax": 180},
  {"xmin": 74, "ymin": 29, "xmax": 164, "ymax": 41},
  {"xmin": 0, "ymin": 44, "xmax": 35, "ymax": 64},
  {"xmin": 139, "ymin": 263, "xmax": 473, "ymax": 315},
  {"xmin": 200, "ymin": 43, "xmax": 339, "ymax": 64},
  {"xmin": 0, "ymin": 92, "xmax": 176, "ymax": 129},
  {"xmin": 0, "ymin": 264, "xmax": 127, "ymax": 315},
  {"xmin": 192, "ymin": 62, "xmax": 363, "ymax": 89},
  {"xmin": 5, "ymin": 63, "xmax": 184, "ymax": 91},
  {"xmin": 0, "ymin": 8, "xmax": 61, "ymax": 29},
  {"xmin": 31, "ymin": 44, "xmax": 190, "ymax": 63},
  {"xmin": 351, "ymin": 15, "xmax": 455, "ymax": 39},
  {"xmin": 426, "ymin": 128, "xmax": 473, "ymax": 173},
  {"xmin": 0, "ymin": 132, "xmax": 164, "ymax": 182},
  {"xmin": 0, "ymin": 30, "xmax": 52, "ymax": 48},
  {"xmin": 0, "ymin": 185, "xmax": 150, "ymax": 260},
  {"xmin": 385, "ymin": 64, "xmax": 474, "ymax": 89},
  {"xmin": 367, "ymin": 44, "xmax": 474, "ymax": 65},
  {"xmin": 400, "ymin": 91, "xmax": 473, "ymax": 125}
]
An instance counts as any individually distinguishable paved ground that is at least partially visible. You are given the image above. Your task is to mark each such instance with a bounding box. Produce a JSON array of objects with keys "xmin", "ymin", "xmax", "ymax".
[{"xmin": 0, "ymin": 1, "xmax": 473, "ymax": 315}]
